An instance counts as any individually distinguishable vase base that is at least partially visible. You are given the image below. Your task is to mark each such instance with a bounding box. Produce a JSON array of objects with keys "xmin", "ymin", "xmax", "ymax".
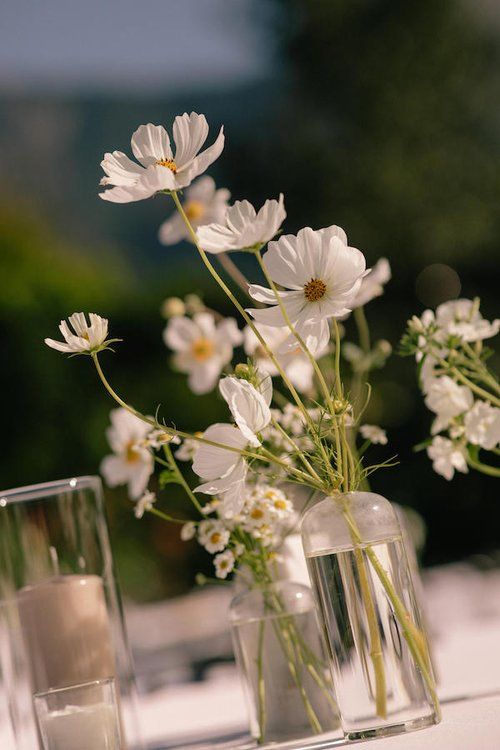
[{"xmin": 344, "ymin": 712, "xmax": 439, "ymax": 741}]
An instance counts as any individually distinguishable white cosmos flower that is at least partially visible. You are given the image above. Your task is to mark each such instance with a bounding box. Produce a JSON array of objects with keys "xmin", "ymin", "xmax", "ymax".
[
  {"xmin": 464, "ymin": 400, "xmax": 500, "ymax": 450},
  {"xmin": 158, "ymin": 176, "xmax": 230, "ymax": 246},
  {"xmin": 424, "ymin": 376, "xmax": 473, "ymax": 434},
  {"xmin": 134, "ymin": 491, "xmax": 156, "ymax": 519},
  {"xmin": 193, "ymin": 378, "xmax": 272, "ymax": 517},
  {"xmin": 360, "ymin": 424, "xmax": 388, "ymax": 445},
  {"xmin": 100, "ymin": 408, "xmax": 154, "ymax": 499},
  {"xmin": 45, "ymin": 313, "xmax": 112, "ymax": 355},
  {"xmin": 427, "ymin": 436, "xmax": 468, "ymax": 480},
  {"xmin": 163, "ymin": 313, "xmax": 243, "ymax": 394},
  {"xmin": 214, "ymin": 550, "xmax": 235, "ymax": 579},
  {"xmin": 99, "ymin": 113, "xmax": 224, "ymax": 203},
  {"xmin": 350, "ymin": 258, "xmax": 391, "ymax": 308},
  {"xmin": 196, "ymin": 195, "xmax": 286, "ymax": 253},
  {"xmin": 435, "ymin": 299, "xmax": 500, "ymax": 342},
  {"xmin": 248, "ymin": 226, "xmax": 367, "ymax": 354},
  {"xmin": 243, "ymin": 321, "xmax": 326, "ymax": 392}
]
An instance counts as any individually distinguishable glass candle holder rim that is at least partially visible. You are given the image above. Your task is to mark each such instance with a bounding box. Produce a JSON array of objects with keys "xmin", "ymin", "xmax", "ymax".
[
  {"xmin": 0, "ymin": 475, "xmax": 102, "ymax": 506},
  {"xmin": 34, "ymin": 676, "xmax": 115, "ymax": 701},
  {"xmin": 229, "ymin": 579, "xmax": 314, "ymax": 622}
]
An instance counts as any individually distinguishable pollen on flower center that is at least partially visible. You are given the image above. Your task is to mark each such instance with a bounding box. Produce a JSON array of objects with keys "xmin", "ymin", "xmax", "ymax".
[
  {"xmin": 156, "ymin": 158, "xmax": 178, "ymax": 173},
  {"xmin": 191, "ymin": 338, "xmax": 215, "ymax": 362},
  {"xmin": 304, "ymin": 278, "xmax": 327, "ymax": 302},
  {"xmin": 126, "ymin": 441, "xmax": 140, "ymax": 463},
  {"xmin": 185, "ymin": 200, "xmax": 205, "ymax": 222},
  {"xmin": 210, "ymin": 532, "xmax": 221, "ymax": 544}
]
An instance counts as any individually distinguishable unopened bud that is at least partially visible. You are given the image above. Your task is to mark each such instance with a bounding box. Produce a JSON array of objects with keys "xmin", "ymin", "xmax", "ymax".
[
  {"xmin": 234, "ymin": 363, "xmax": 252, "ymax": 381},
  {"xmin": 375, "ymin": 339, "xmax": 392, "ymax": 357},
  {"xmin": 195, "ymin": 573, "xmax": 208, "ymax": 587},
  {"xmin": 184, "ymin": 294, "xmax": 205, "ymax": 314},
  {"xmin": 161, "ymin": 297, "xmax": 185, "ymax": 318}
]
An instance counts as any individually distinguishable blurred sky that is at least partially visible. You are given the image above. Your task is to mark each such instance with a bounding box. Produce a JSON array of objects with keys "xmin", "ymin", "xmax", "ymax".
[{"xmin": 0, "ymin": 0, "xmax": 272, "ymax": 93}]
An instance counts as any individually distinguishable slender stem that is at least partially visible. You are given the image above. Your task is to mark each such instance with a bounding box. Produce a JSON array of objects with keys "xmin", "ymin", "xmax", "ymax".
[
  {"xmin": 450, "ymin": 367, "xmax": 500, "ymax": 407},
  {"xmin": 254, "ymin": 249, "xmax": 334, "ymax": 413},
  {"xmin": 163, "ymin": 443, "xmax": 204, "ymax": 513},
  {"xmin": 354, "ymin": 306, "xmax": 371, "ymax": 353},
  {"xmin": 466, "ymin": 455, "xmax": 500, "ymax": 477},
  {"xmin": 270, "ymin": 417, "xmax": 323, "ymax": 483},
  {"xmin": 170, "ymin": 191, "xmax": 315, "ymax": 430},
  {"xmin": 148, "ymin": 507, "xmax": 186, "ymax": 524}
]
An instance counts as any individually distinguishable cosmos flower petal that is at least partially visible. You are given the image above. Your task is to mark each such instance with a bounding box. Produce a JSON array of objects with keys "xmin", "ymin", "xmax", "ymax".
[{"xmin": 131, "ymin": 124, "xmax": 173, "ymax": 166}]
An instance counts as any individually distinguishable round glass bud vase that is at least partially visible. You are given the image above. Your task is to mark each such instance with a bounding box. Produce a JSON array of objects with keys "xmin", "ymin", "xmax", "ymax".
[
  {"xmin": 229, "ymin": 581, "xmax": 340, "ymax": 745},
  {"xmin": 301, "ymin": 491, "xmax": 440, "ymax": 741}
]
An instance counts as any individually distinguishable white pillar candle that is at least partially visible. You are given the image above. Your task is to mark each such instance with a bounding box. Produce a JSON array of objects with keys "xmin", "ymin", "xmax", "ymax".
[
  {"xmin": 39, "ymin": 702, "xmax": 120, "ymax": 750},
  {"xmin": 17, "ymin": 575, "xmax": 116, "ymax": 692}
]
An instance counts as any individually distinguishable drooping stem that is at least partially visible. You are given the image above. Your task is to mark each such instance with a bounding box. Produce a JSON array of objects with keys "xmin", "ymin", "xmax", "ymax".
[{"xmin": 466, "ymin": 455, "xmax": 500, "ymax": 477}]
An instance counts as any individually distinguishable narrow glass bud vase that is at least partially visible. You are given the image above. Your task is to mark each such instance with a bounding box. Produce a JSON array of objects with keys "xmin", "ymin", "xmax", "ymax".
[
  {"xmin": 229, "ymin": 581, "xmax": 340, "ymax": 745},
  {"xmin": 301, "ymin": 492, "xmax": 440, "ymax": 741}
]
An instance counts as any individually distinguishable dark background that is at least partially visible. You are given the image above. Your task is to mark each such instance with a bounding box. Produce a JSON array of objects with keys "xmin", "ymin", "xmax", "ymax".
[{"xmin": 1, "ymin": 0, "xmax": 499, "ymax": 601}]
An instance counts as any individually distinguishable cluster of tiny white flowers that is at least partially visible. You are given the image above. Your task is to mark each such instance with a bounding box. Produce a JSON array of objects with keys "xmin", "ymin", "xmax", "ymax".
[
  {"xmin": 179, "ymin": 483, "xmax": 295, "ymax": 579},
  {"xmin": 407, "ymin": 300, "xmax": 500, "ymax": 480}
]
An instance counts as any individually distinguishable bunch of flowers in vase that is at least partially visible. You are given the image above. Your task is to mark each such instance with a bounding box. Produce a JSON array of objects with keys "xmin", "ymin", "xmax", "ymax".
[{"xmin": 45, "ymin": 111, "xmax": 440, "ymax": 742}]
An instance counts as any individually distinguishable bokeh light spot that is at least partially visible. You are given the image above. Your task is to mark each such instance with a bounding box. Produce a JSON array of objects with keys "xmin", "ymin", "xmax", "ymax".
[{"xmin": 415, "ymin": 264, "xmax": 461, "ymax": 307}]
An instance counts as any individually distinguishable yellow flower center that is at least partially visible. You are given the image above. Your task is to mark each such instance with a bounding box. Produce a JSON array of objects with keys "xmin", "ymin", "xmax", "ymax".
[
  {"xmin": 250, "ymin": 508, "xmax": 265, "ymax": 520},
  {"xmin": 191, "ymin": 338, "xmax": 215, "ymax": 362},
  {"xmin": 210, "ymin": 532, "xmax": 221, "ymax": 544},
  {"xmin": 185, "ymin": 200, "xmax": 205, "ymax": 222},
  {"xmin": 156, "ymin": 158, "xmax": 178, "ymax": 173},
  {"xmin": 126, "ymin": 441, "xmax": 140, "ymax": 464},
  {"xmin": 304, "ymin": 278, "xmax": 327, "ymax": 302},
  {"xmin": 219, "ymin": 560, "xmax": 229, "ymax": 569},
  {"xmin": 274, "ymin": 499, "xmax": 287, "ymax": 511}
]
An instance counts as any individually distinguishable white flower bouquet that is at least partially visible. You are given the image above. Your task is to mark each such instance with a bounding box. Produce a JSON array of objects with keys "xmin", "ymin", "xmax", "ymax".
[{"xmin": 49, "ymin": 110, "xmax": 500, "ymax": 741}]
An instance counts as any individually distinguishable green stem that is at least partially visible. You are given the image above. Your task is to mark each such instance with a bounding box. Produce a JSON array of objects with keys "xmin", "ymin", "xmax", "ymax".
[
  {"xmin": 256, "ymin": 619, "xmax": 267, "ymax": 743},
  {"xmin": 217, "ymin": 252, "xmax": 254, "ymax": 301},
  {"xmin": 466, "ymin": 455, "xmax": 500, "ymax": 477},
  {"xmin": 163, "ymin": 443, "xmax": 204, "ymax": 513},
  {"xmin": 354, "ymin": 306, "xmax": 371, "ymax": 353}
]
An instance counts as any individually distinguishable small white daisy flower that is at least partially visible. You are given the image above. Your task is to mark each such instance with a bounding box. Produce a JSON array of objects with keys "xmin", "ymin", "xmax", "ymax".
[
  {"xmin": 424, "ymin": 376, "xmax": 473, "ymax": 434},
  {"xmin": 159, "ymin": 176, "xmax": 230, "ymax": 246},
  {"xmin": 100, "ymin": 113, "xmax": 224, "ymax": 203},
  {"xmin": 198, "ymin": 520, "xmax": 230, "ymax": 553},
  {"xmin": 464, "ymin": 400, "xmax": 500, "ymax": 450},
  {"xmin": 214, "ymin": 550, "xmax": 235, "ymax": 579},
  {"xmin": 360, "ymin": 424, "xmax": 388, "ymax": 445}
]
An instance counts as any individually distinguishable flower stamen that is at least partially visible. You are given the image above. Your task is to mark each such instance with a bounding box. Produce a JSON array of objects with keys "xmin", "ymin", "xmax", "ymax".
[
  {"xmin": 191, "ymin": 338, "xmax": 215, "ymax": 362},
  {"xmin": 304, "ymin": 278, "xmax": 327, "ymax": 302},
  {"xmin": 156, "ymin": 158, "xmax": 178, "ymax": 173}
]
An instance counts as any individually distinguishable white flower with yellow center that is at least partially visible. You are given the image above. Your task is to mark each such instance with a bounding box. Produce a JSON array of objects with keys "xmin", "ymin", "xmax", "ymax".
[
  {"xmin": 158, "ymin": 177, "xmax": 230, "ymax": 246},
  {"xmin": 99, "ymin": 113, "xmax": 224, "ymax": 203},
  {"xmin": 248, "ymin": 226, "xmax": 367, "ymax": 354},
  {"xmin": 163, "ymin": 312, "xmax": 243, "ymax": 394},
  {"xmin": 360, "ymin": 424, "xmax": 388, "ymax": 445},
  {"xmin": 243, "ymin": 321, "xmax": 327, "ymax": 393},
  {"xmin": 427, "ymin": 436, "xmax": 468, "ymax": 480},
  {"xmin": 214, "ymin": 550, "xmax": 235, "ymax": 579},
  {"xmin": 198, "ymin": 520, "xmax": 230, "ymax": 553},
  {"xmin": 134, "ymin": 491, "xmax": 156, "ymax": 519},
  {"xmin": 100, "ymin": 408, "xmax": 154, "ymax": 499},
  {"xmin": 193, "ymin": 378, "xmax": 272, "ymax": 517},
  {"xmin": 196, "ymin": 195, "xmax": 286, "ymax": 253},
  {"xmin": 45, "ymin": 313, "xmax": 113, "ymax": 355}
]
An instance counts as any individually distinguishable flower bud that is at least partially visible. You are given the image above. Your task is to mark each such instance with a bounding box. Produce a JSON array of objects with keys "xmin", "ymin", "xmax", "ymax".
[
  {"xmin": 376, "ymin": 339, "xmax": 392, "ymax": 357},
  {"xmin": 161, "ymin": 297, "xmax": 185, "ymax": 318},
  {"xmin": 234, "ymin": 363, "xmax": 252, "ymax": 381},
  {"xmin": 184, "ymin": 294, "xmax": 205, "ymax": 314}
]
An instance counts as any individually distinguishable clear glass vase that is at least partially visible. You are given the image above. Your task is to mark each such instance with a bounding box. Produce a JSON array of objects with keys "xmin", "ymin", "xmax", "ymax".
[
  {"xmin": 229, "ymin": 580, "xmax": 340, "ymax": 745},
  {"xmin": 301, "ymin": 491, "xmax": 440, "ymax": 741},
  {"xmin": 0, "ymin": 477, "xmax": 142, "ymax": 750}
]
